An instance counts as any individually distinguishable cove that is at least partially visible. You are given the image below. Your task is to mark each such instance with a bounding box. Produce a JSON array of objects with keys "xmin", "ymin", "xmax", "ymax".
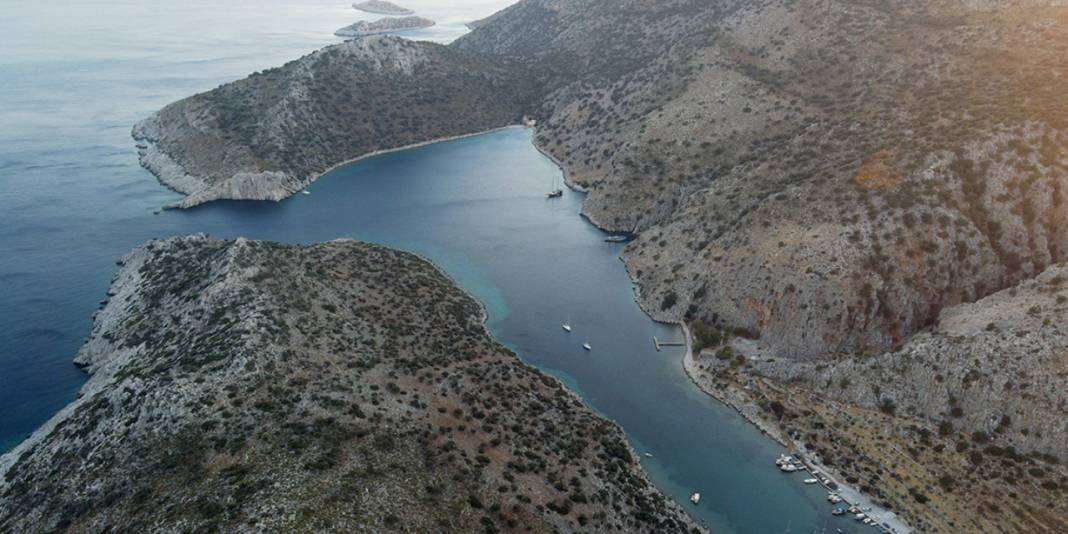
[
  {"xmin": 3, "ymin": 127, "xmax": 858, "ymax": 533},
  {"xmin": 0, "ymin": 2, "xmax": 860, "ymax": 530}
]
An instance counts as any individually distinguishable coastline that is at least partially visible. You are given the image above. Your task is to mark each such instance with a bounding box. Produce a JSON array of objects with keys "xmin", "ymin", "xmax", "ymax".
[
  {"xmin": 680, "ymin": 342, "xmax": 913, "ymax": 533},
  {"xmin": 306, "ymin": 124, "xmax": 525, "ymax": 194},
  {"xmin": 528, "ymin": 128, "xmax": 912, "ymax": 534},
  {"xmin": 135, "ymin": 123, "xmax": 525, "ymax": 210},
  {"xmin": 402, "ymin": 242, "xmax": 703, "ymax": 533},
  {"xmin": 132, "ymin": 121, "xmax": 905, "ymax": 532}
]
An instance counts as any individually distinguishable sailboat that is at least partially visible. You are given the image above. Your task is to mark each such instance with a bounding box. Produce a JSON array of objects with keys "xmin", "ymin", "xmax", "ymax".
[
  {"xmin": 562, "ymin": 315, "xmax": 571, "ymax": 332},
  {"xmin": 582, "ymin": 342, "xmax": 592, "ymax": 351},
  {"xmin": 547, "ymin": 173, "xmax": 563, "ymax": 198}
]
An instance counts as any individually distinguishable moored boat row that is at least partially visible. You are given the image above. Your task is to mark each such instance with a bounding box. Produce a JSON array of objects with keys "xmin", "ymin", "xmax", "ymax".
[{"xmin": 775, "ymin": 452, "xmax": 897, "ymax": 531}]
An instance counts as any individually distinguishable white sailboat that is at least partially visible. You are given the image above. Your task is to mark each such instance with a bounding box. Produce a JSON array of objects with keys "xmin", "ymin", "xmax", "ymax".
[
  {"xmin": 582, "ymin": 342, "xmax": 591, "ymax": 351},
  {"xmin": 562, "ymin": 315, "xmax": 572, "ymax": 332},
  {"xmin": 547, "ymin": 173, "xmax": 563, "ymax": 198}
]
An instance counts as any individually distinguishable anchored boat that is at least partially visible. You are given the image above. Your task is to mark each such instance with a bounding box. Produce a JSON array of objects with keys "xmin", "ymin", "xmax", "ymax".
[{"xmin": 547, "ymin": 173, "xmax": 563, "ymax": 198}]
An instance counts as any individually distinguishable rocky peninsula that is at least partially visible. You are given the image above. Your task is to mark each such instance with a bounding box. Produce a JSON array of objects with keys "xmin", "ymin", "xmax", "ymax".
[
  {"xmin": 131, "ymin": 0, "xmax": 1068, "ymax": 530},
  {"xmin": 335, "ymin": 16, "xmax": 435, "ymax": 38},
  {"xmin": 0, "ymin": 235, "xmax": 698, "ymax": 533},
  {"xmin": 352, "ymin": 0, "xmax": 414, "ymax": 16},
  {"xmin": 132, "ymin": 36, "xmax": 532, "ymax": 208}
]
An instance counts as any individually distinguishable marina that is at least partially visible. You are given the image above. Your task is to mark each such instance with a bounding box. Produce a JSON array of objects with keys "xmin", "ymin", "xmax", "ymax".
[{"xmin": 774, "ymin": 452, "xmax": 903, "ymax": 533}]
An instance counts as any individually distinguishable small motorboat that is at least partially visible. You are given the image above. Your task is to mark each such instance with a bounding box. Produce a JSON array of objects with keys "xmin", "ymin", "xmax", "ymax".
[
  {"xmin": 643, "ymin": 452, "xmax": 653, "ymax": 458},
  {"xmin": 302, "ymin": 190, "xmax": 311, "ymax": 195},
  {"xmin": 582, "ymin": 342, "xmax": 592, "ymax": 351},
  {"xmin": 690, "ymin": 492, "xmax": 700, "ymax": 505},
  {"xmin": 803, "ymin": 478, "xmax": 818, "ymax": 484},
  {"xmin": 562, "ymin": 323, "xmax": 572, "ymax": 332},
  {"xmin": 827, "ymin": 493, "xmax": 842, "ymax": 504},
  {"xmin": 780, "ymin": 463, "xmax": 798, "ymax": 473},
  {"xmin": 604, "ymin": 235, "xmax": 629, "ymax": 243},
  {"xmin": 831, "ymin": 507, "xmax": 846, "ymax": 516}
]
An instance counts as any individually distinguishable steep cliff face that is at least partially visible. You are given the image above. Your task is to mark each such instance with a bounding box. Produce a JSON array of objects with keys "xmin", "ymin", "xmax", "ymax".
[
  {"xmin": 134, "ymin": 36, "xmax": 534, "ymax": 208},
  {"xmin": 0, "ymin": 236, "xmax": 696, "ymax": 533},
  {"xmin": 756, "ymin": 262, "xmax": 1068, "ymax": 457}
]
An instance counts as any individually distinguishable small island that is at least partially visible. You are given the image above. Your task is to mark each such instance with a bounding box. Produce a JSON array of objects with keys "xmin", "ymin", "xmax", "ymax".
[
  {"xmin": 352, "ymin": 0, "xmax": 414, "ymax": 16},
  {"xmin": 335, "ymin": 16, "xmax": 435, "ymax": 38}
]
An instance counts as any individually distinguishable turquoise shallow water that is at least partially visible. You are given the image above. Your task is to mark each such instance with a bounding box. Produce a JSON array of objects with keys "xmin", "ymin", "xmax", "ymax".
[{"xmin": 0, "ymin": 2, "xmax": 861, "ymax": 532}]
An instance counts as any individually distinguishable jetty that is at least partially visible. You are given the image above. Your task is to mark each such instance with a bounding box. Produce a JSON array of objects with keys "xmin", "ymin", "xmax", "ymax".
[{"xmin": 653, "ymin": 336, "xmax": 685, "ymax": 352}]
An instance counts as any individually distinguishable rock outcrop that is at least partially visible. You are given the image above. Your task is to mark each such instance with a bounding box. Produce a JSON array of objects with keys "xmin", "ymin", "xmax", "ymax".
[{"xmin": 0, "ymin": 236, "xmax": 697, "ymax": 533}]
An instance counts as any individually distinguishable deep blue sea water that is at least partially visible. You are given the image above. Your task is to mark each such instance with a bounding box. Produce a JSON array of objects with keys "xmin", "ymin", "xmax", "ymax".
[{"xmin": 0, "ymin": 2, "xmax": 860, "ymax": 532}]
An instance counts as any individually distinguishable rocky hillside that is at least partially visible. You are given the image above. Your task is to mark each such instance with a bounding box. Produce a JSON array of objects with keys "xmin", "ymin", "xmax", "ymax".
[
  {"xmin": 754, "ymin": 262, "xmax": 1068, "ymax": 459},
  {"xmin": 0, "ymin": 236, "xmax": 696, "ymax": 533},
  {"xmin": 132, "ymin": 1, "xmax": 1068, "ymax": 529},
  {"xmin": 133, "ymin": 36, "xmax": 533, "ymax": 208},
  {"xmin": 138, "ymin": 0, "xmax": 1068, "ymax": 360},
  {"xmin": 458, "ymin": 0, "xmax": 1068, "ymax": 362},
  {"xmin": 688, "ymin": 268, "xmax": 1068, "ymax": 532}
]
